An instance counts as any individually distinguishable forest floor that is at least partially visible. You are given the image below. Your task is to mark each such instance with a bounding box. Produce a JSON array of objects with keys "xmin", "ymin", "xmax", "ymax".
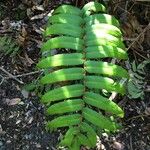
[{"xmin": 0, "ymin": 0, "xmax": 150, "ymax": 150}]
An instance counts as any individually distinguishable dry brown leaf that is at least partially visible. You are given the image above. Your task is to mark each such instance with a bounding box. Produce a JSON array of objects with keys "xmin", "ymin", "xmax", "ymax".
[
  {"xmin": 5, "ymin": 98, "xmax": 21, "ymax": 106},
  {"xmin": 17, "ymin": 27, "xmax": 28, "ymax": 46},
  {"xmin": 112, "ymin": 141, "xmax": 124, "ymax": 150},
  {"xmin": 122, "ymin": 23, "xmax": 134, "ymax": 37},
  {"xmin": 1, "ymin": 17, "xmax": 11, "ymax": 29},
  {"xmin": 122, "ymin": 15, "xmax": 143, "ymax": 38},
  {"xmin": 24, "ymin": 51, "xmax": 34, "ymax": 65}
]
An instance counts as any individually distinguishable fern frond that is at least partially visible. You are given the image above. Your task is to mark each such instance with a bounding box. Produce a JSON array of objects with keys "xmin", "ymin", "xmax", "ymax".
[
  {"xmin": 0, "ymin": 36, "xmax": 20, "ymax": 57},
  {"xmin": 37, "ymin": 2, "xmax": 129, "ymax": 149},
  {"xmin": 127, "ymin": 60, "xmax": 149, "ymax": 99}
]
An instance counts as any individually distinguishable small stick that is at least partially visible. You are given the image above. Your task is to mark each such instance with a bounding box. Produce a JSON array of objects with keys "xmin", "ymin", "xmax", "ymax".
[
  {"xmin": 14, "ymin": 70, "xmax": 43, "ymax": 78},
  {"xmin": 0, "ymin": 67, "xmax": 23, "ymax": 84},
  {"xmin": 127, "ymin": 114, "xmax": 149, "ymax": 121},
  {"xmin": 127, "ymin": 23, "xmax": 150, "ymax": 51},
  {"xmin": 129, "ymin": 136, "xmax": 133, "ymax": 150},
  {"xmin": 0, "ymin": 74, "xmax": 5, "ymax": 85}
]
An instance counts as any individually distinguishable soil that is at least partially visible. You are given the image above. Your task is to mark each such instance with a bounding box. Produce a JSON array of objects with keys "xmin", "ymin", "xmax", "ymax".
[{"xmin": 0, "ymin": 0, "xmax": 150, "ymax": 150}]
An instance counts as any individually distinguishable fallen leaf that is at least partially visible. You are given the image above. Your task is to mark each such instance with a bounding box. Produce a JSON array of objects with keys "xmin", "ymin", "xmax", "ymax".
[
  {"xmin": 21, "ymin": 89, "xmax": 29, "ymax": 98},
  {"xmin": 112, "ymin": 141, "xmax": 124, "ymax": 150},
  {"xmin": 145, "ymin": 107, "xmax": 150, "ymax": 115},
  {"xmin": 6, "ymin": 98, "xmax": 21, "ymax": 106}
]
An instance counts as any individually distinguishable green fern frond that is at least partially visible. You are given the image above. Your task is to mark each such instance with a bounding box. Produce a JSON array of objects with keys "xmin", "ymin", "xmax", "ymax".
[
  {"xmin": 127, "ymin": 60, "xmax": 150, "ymax": 99},
  {"xmin": 0, "ymin": 36, "xmax": 20, "ymax": 57},
  {"xmin": 37, "ymin": 2, "xmax": 129, "ymax": 149}
]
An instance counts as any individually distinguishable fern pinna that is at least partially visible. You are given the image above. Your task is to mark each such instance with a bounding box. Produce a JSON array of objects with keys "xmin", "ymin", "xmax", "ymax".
[{"xmin": 37, "ymin": 2, "xmax": 129, "ymax": 149}]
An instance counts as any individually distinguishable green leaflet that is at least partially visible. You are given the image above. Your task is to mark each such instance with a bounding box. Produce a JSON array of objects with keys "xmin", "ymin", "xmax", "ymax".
[
  {"xmin": 85, "ymin": 14, "xmax": 120, "ymax": 27},
  {"xmin": 37, "ymin": 53, "xmax": 84, "ymax": 69},
  {"xmin": 48, "ymin": 14, "xmax": 84, "ymax": 26},
  {"xmin": 82, "ymin": 1, "xmax": 106, "ymax": 16},
  {"xmin": 46, "ymin": 99, "xmax": 84, "ymax": 115},
  {"xmin": 70, "ymin": 138, "xmax": 80, "ymax": 150},
  {"xmin": 85, "ymin": 60, "xmax": 129, "ymax": 78},
  {"xmin": 85, "ymin": 30, "xmax": 122, "ymax": 40},
  {"xmin": 53, "ymin": 5, "xmax": 83, "ymax": 16},
  {"xmin": 86, "ymin": 29, "xmax": 122, "ymax": 39},
  {"xmin": 85, "ymin": 76, "xmax": 125, "ymax": 94},
  {"xmin": 84, "ymin": 92, "xmax": 124, "ymax": 117},
  {"xmin": 59, "ymin": 127, "xmax": 79, "ymax": 147},
  {"xmin": 85, "ymin": 35, "xmax": 125, "ymax": 49},
  {"xmin": 40, "ymin": 68, "xmax": 84, "ymax": 84},
  {"xmin": 80, "ymin": 122, "xmax": 97, "ymax": 147},
  {"xmin": 44, "ymin": 24, "xmax": 83, "ymax": 38},
  {"xmin": 86, "ymin": 45, "xmax": 127, "ymax": 60},
  {"xmin": 83, "ymin": 107, "xmax": 117, "ymax": 131},
  {"xmin": 46, "ymin": 114, "xmax": 81, "ymax": 131},
  {"xmin": 41, "ymin": 84, "xmax": 84, "ymax": 103},
  {"xmin": 85, "ymin": 24, "xmax": 122, "ymax": 37},
  {"xmin": 77, "ymin": 133, "xmax": 91, "ymax": 147},
  {"xmin": 41, "ymin": 36, "xmax": 84, "ymax": 52}
]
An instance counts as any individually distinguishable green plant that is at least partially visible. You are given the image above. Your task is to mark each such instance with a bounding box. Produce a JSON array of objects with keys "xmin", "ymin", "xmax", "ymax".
[
  {"xmin": 127, "ymin": 60, "xmax": 150, "ymax": 99},
  {"xmin": 37, "ymin": 2, "xmax": 129, "ymax": 149},
  {"xmin": 0, "ymin": 36, "xmax": 20, "ymax": 57}
]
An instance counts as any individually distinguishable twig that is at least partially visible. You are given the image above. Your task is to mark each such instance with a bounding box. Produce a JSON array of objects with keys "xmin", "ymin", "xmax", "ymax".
[
  {"xmin": 127, "ymin": 23, "xmax": 150, "ymax": 51},
  {"xmin": 127, "ymin": 114, "xmax": 150, "ymax": 121},
  {"xmin": 0, "ymin": 67, "xmax": 23, "ymax": 84},
  {"xmin": 134, "ymin": 50, "xmax": 148, "ymax": 60},
  {"xmin": 129, "ymin": 136, "xmax": 133, "ymax": 150},
  {"xmin": 14, "ymin": 70, "xmax": 43, "ymax": 78},
  {"xmin": 0, "ymin": 67, "xmax": 43, "ymax": 84},
  {"xmin": 0, "ymin": 74, "xmax": 5, "ymax": 85},
  {"xmin": 75, "ymin": 0, "xmax": 78, "ymax": 6}
]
